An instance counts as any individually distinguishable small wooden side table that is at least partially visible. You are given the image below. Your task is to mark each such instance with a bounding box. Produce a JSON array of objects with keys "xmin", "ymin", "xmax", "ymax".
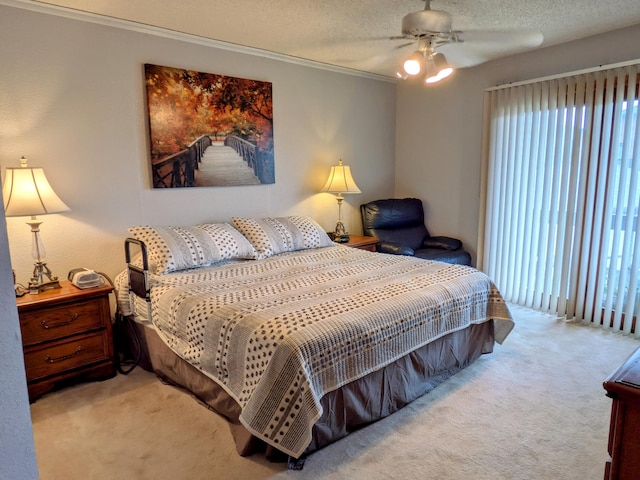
[
  {"xmin": 341, "ymin": 235, "xmax": 379, "ymax": 252},
  {"xmin": 16, "ymin": 280, "xmax": 115, "ymax": 402}
]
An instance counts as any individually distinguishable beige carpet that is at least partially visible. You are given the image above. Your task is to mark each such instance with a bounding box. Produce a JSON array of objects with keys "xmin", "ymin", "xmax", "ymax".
[{"xmin": 30, "ymin": 305, "xmax": 639, "ymax": 480}]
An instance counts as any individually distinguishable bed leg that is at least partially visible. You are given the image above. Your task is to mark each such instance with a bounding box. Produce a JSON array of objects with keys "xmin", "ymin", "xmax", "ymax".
[{"xmin": 287, "ymin": 455, "xmax": 306, "ymax": 470}]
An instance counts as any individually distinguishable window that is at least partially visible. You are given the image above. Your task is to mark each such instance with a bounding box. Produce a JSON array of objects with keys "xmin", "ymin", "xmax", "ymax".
[{"xmin": 479, "ymin": 64, "xmax": 640, "ymax": 335}]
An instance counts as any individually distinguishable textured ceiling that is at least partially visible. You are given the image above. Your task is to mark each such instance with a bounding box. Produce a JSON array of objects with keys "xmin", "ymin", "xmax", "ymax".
[{"xmin": 30, "ymin": 0, "xmax": 640, "ymax": 77}]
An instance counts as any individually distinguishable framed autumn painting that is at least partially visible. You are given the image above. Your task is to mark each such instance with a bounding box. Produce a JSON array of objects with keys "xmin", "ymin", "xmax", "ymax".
[{"xmin": 144, "ymin": 64, "xmax": 275, "ymax": 188}]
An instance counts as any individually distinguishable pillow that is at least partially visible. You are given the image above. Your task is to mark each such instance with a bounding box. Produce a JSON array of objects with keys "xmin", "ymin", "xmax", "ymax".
[
  {"xmin": 128, "ymin": 223, "xmax": 256, "ymax": 275},
  {"xmin": 231, "ymin": 215, "xmax": 333, "ymax": 259}
]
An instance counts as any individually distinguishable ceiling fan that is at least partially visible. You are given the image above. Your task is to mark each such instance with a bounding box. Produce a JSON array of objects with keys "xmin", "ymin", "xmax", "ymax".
[{"xmin": 391, "ymin": 0, "xmax": 544, "ymax": 83}]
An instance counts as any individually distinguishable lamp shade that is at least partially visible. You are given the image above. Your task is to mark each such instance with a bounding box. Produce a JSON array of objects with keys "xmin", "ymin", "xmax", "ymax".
[
  {"xmin": 321, "ymin": 159, "xmax": 361, "ymax": 194},
  {"xmin": 3, "ymin": 157, "xmax": 70, "ymax": 217}
]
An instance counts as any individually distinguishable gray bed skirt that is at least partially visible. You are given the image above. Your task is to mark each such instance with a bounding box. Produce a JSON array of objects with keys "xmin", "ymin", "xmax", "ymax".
[{"xmin": 121, "ymin": 318, "xmax": 495, "ymax": 460}]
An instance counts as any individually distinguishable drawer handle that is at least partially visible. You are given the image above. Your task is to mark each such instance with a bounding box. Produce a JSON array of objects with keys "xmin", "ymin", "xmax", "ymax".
[
  {"xmin": 40, "ymin": 313, "xmax": 79, "ymax": 329},
  {"xmin": 44, "ymin": 346, "xmax": 83, "ymax": 364}
]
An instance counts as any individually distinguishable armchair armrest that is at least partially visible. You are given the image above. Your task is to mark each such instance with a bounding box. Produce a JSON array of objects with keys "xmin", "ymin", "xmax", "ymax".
[
  {"xmin": 422, "ymin": 236, "xmax": 462, "ymax": 251},
  {"xmin": 379, "ymin": 241, "xmax": 415, "ymax": 256}
]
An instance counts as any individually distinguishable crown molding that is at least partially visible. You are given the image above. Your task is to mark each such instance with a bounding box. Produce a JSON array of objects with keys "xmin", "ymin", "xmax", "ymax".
[{"xmin": 0, "ymin": 0, "xmax": 395, "ymax": 83}]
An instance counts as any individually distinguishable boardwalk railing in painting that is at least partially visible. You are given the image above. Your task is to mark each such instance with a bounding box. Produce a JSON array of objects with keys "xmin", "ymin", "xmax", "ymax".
[
  {"xmin": 152, "ymin": 135, "xmax": 212, "ymax": 188},
  {"xmin": 224, "ymin": 135, "xmax": 274, "ymax": 184}
]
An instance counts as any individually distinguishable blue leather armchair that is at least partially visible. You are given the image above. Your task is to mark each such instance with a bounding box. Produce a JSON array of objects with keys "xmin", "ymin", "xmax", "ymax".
[{"xmin": 360, "ymin": 198, "xmax": 472, "ymax": 265}]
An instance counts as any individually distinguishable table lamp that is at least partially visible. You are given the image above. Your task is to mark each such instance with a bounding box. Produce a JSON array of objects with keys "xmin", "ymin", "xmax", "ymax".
[
  {"xmin": 2, "ymin": 156, "xmax": 70, "ymax": 293},
  {"xmin": 321, "ymin": 159, "xmax": 361, "ymax": 243}
]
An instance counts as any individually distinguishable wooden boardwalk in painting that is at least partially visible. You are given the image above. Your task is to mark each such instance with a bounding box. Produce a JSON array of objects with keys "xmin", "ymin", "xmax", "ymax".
[{"xmin": 195, "ymin": 142, "xmax": 260, "ymax": 187}]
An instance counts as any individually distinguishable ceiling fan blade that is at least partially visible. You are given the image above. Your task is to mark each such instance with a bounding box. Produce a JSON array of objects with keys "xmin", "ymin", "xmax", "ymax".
[
  {"xmin": 437, "ymin": 43, "xmax": 491, "ymax": 68},
  {"xmin": 439, "ymin": 29, "xmax": 544, "ymax": 68},
  {"xmin": 394, "ymin": 41, "xmax": 415, "ymax": 50},
  {"xmin": 456, "ymin": 29, "xmax": 544, "ymax": 48},
  {"xmin": 291, "ymin": 34, "xmax": 414, "ymax": 75},
  {"xmin": 336, "ymin": 49, "xmax": 407, "ymax": 73},
  {"xmin": 316, "ymin": 35, "xmax": 410, "ymax": 47}
]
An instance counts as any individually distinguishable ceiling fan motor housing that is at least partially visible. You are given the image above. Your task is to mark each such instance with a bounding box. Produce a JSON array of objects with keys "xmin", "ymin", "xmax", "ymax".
[{"xmin": 402, "ymin": 10, "xmax": 453, "ymax": 37}]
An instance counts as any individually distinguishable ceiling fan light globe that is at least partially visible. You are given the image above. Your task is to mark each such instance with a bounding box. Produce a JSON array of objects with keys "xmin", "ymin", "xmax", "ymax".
[
  {"xmin": 426, "ymin": 70, "xmax": 451, "ymax": 83},
  {"xmin": 425, "ymin": 68, "xmax": 453, "ymax": 83},
  {"xmin": 402, "ymin": 51, "xmax": 424, "ymax": 76},
  {"xmin": 425, "ymin": 52, "xmax": 454, "ymax": 84},
  {"xmin": 431, "ymin": 52, "xmax": 450, "ymax": 69},
  {"xmin": 403, "ymin": 58, "xmax": 422, "ymax": 76},
  {"xmin": 440, "ymin": 67, "xmax": 453, "ymax": 78}
]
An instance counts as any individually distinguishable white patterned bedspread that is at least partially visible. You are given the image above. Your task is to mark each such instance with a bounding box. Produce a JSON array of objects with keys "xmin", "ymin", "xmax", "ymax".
[{"xmin": 118, "ymin": 245, "xmax": 513, "ymax": 457}]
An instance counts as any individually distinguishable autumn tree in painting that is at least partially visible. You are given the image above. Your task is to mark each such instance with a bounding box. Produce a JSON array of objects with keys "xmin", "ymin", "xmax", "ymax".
[{"xmin": 144, "ymin": 64, "xmax": 274, "ymax": 176}]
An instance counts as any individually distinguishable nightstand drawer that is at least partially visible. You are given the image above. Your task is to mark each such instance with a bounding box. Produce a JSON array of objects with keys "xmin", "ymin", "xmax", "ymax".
[
  {"xmin": 20, "ymin": 298, "xmax": 105, "ymax": 346},
  {"xmin": 23, "ymin": 330, "xmax": 111, "ymax": 382}
]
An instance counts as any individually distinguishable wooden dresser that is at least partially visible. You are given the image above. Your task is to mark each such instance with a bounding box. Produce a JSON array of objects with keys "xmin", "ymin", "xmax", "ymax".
[
  {"xmin": 603, "ymin": 347, "xmax": 640, "ymax": 479},
  {"xmin": 16, "ymin": 280, "xmax": 115, "ymax": 402}
]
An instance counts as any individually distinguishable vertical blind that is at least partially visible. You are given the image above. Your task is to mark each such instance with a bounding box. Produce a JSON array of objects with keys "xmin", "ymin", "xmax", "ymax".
[{"xmin": 479, "ymin": 63, "xmax": 640, "ymax": 336}]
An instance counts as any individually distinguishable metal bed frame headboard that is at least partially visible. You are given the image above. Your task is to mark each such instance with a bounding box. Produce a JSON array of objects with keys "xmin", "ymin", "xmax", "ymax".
[{"xmin": 124, "ymin": 238, "xmax": 152, "ymax": 318}]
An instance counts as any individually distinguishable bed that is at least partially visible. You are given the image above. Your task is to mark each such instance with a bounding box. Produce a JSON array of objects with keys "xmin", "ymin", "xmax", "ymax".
[{"xmin": 114, "ymin": 216, "xmax": 513, "ymax": 468}]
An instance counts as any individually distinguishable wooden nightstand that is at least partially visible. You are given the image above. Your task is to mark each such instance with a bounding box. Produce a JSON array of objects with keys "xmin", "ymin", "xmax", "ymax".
[
  {"xmin": 342, "ymin": 235, "xmax": 379, "ymax": 252},
  {"xmin": 16, "ymin": 280, "xmax": 115, "ymax": 402}
]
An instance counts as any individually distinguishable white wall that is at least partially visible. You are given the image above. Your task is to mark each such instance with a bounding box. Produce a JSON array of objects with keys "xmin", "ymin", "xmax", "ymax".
[
  {"xmin": 395, "ymin": 23, "xmax": 640, "ymax": 265},
  {"xmin": 0, "ymin": 4, "xmax": 397, "ymax": 287}
]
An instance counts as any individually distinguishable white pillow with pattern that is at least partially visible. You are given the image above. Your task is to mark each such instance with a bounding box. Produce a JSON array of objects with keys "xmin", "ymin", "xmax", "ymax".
[
  {"xmin": 231, "ymin": 216, "xmax": 333, "ymax": 259},
  {"xmin": 128, "ymin": 223, "xmax": 256, "ymax": 275}
]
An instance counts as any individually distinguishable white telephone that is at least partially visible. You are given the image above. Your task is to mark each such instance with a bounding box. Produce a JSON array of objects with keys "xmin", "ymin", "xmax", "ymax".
[{"xmin": 68, "ymin": 268, "xmax": 104, "ymax": 289}]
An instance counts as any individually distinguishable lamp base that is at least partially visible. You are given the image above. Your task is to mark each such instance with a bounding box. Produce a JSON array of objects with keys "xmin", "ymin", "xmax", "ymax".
[
  {"xmin": 29, "ymin": 279, "xmax": 62, "ymax": 295},
  {"xmin": 333, "ymin": 234, "xmax": 350, "ymax": 243},
  {"xmin": 29, "ymin": 261, "xmax": 62, "ymax": 294},
  {"xmin": 331, "ymin": 221, "xmax": 350, "ymax": 243}
]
